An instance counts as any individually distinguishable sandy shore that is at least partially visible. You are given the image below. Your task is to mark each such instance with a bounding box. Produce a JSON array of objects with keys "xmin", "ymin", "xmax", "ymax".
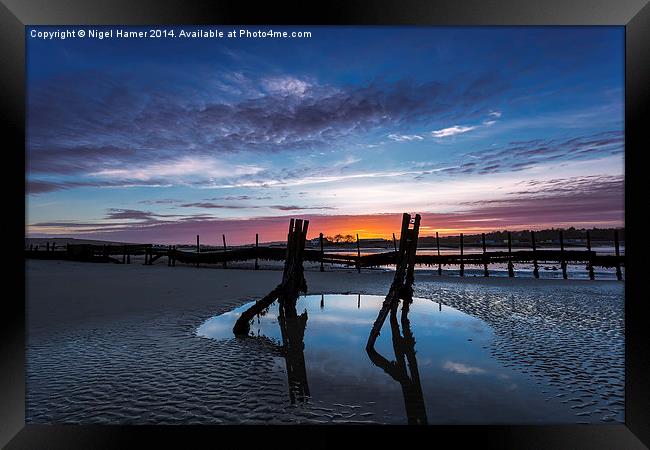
[
  {"xmin": 25, "ymin": 259, "xmax": 624, "ymax": 424},
  {"xmin": 26, "ymin": 259, "xmax": 617, "ymax": 337}
]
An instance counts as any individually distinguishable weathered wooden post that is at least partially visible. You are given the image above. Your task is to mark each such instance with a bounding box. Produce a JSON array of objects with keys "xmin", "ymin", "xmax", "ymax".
[
  {"xmin": 172, "ymin": 245, "xmax": 176, "ymax": 266},
  {"xmin": 46, "ymin": 242, "xmax": 50, "ymax": 252},
  {"xmin": 356, "ymin": 233, "xmax": 361, "ymax": 274},
  {"xmin": 233, "ymin": 218, "xmax": 310, "ymax": 336},
  {"xmin": 29, "ymin": 244, "xmax": 33, "ymax": 251},
  {"xmin": 559, "ymin": 230, "xmax": 567, "ymax": 279},
  {"xmin": 255, "ymin": 233, "xmax": 260, "ymax": 270},
  {"xmin": 126, "ymin": 246, "xmax": 131, "ymax": 264},
  {"xmin": 196, "ymin": 235, "xmax": 200, "ymax": 268},
  {"xmin": 507, "ymin": 232, "xmax": 514, "ymax": 277},
  {"xmin": 614, "ymin": 230, "xmax": 622, "ymax": 281},
  {"xmin": 405, "ymin": 214, "xmax": 421, "ymax": 286},
  {"xmin": 367, "ymin": 213, "xmax": 421, "ymax": 351},
  {"xmin": 222, "ymin": 234, "xmax": 228, "ymax": 269},
  {"xmin": 320, "ymin": 294, "xmax": 324, "ymax": 309},
  {"xmin": 459, "ymin": 233, "xmax": 464, "ymax": 277},
  {"xmin": 482, "ymin": 233, "xmax": 489, "ymax": 277},
  {"xmin": 122, "ymin": 245, "xmax": 126, "ymax": 264},
  {"xmin": 436, "ymin": 231, "xmax": 442, "ymax": 276},
  {"xmin": 586, "ymin": 231, "xmax": 595, "ymax": 280},
  {"xmin": 531, "ymin": 231, "xmax": 539, "ymax": 279},
  {"xmin": 167, "ymin": 245, "xmax": 172, "ymax": 267},
  {"xmin": 319, "ymin": 233, "xmax": 324, "ymax": 272}
]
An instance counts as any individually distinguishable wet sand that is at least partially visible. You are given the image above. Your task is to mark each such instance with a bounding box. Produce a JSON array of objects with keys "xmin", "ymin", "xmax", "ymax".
[{"xmin": 25, "ymin": 260, "xmax": 624, "ymax": 424}]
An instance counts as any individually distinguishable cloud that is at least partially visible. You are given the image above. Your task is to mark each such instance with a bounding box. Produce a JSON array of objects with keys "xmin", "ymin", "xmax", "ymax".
[
  {"xmin": 270, "ymin": 205, "xmax": 336, "ymax": 211},
  {"xmin": 387, "ymin": 133, "xmax": 424, "ymax": 142},
  {"xmin": 431, "ymin": 125, "xmax": 477, "ymax": 138},
  {"xmin": 178, "ymin": 202, "xmax": 251, "ymax": 209},
  {"xmin": 177, "ymin": 202, "xmax": 336, "ymax": 211},
  {"xmin": 262, "ymin": 76, "xmax": 311, "ymax": 97},
  {"xmin": 435, "ymin": 130, "xmax": 623, "ymax": 177},
  {"xmin": 138, "ymin": 199, "xmax": 182, "ymax": 205},
  {"xmin": 89, "ymin": 156, "xmax": 264, "ymax": 183},
  {"xmin": 27, "ymin": 72, "xmax": 508, "ymax": 183}
]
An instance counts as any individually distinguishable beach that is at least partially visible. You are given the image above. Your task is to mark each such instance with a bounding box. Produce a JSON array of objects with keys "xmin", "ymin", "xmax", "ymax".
[{"xmin": 26, "ymin": 260, "xmax": 624, "ymax": 424}]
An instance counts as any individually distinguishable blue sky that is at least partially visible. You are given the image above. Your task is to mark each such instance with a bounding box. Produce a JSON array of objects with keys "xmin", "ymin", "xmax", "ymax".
[{"xmin": 26, "ymin": 26, "xmax": 624, "ymax": 244}]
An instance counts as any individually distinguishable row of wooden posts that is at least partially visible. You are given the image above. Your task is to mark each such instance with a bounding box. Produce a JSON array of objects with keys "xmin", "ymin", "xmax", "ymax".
[
  {"xmin": 425, "ymin": 229, "xmax": 623, "ymax": 281},
  {"xmin": 27, "ymin": 228, "xmax": 624, "ymax": 281}
]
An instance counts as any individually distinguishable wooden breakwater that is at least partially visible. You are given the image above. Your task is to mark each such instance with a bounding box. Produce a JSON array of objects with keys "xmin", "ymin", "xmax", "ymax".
[
  {"xmin": 24, "ymin": 243, "xmax": 152, "ymax": 264},
  {"xmin": 25, "ymin": 228, "xmax": 625, "ymax": 280}
]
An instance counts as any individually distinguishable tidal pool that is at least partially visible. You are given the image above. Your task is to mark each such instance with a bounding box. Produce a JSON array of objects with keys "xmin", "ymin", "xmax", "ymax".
[{"xmin": 197, "ymin": 294, "xmax": 577, "ymax": 424}]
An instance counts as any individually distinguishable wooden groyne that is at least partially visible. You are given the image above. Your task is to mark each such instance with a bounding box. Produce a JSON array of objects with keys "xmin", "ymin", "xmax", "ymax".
[
  {"xmin": 24, "ymin": 243, "xmax": 152, "ymax": 264},
  {"xmin": 25, "ymin": 227, "xmax": 625, "ymax": 280},
  {"xmin": 366, "ymin": 213, "xmax": 421, "ymax": 350},
  {"xmin": 232, "ymin": 218, "xmax": 310, "ymax": 336}
]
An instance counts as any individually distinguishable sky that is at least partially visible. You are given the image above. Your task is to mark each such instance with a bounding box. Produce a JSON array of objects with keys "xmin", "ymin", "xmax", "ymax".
[{"xmin": 25, "ymin": 26, "xmax": 624, "ymax": 245}]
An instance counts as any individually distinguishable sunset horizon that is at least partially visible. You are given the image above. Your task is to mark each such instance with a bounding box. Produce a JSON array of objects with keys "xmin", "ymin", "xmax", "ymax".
[{"xmin": 26, "ymin": 26, "xmax": 624, "ymax": 246}]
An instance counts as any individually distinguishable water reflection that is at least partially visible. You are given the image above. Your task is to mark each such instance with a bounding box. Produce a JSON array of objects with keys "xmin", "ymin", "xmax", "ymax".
[
  {"xmin": 197, "ymin": 294, "xmax": 578, "ymax": 424},
  {"xmin": 277, "ymin": 292, "xmax": 310, "ymax": 404},
  {"xmin": 366, "ymin": 297, "xmax": 428, "ymax": 424}
]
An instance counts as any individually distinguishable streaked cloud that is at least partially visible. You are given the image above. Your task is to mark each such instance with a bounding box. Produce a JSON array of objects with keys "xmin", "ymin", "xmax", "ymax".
[
  {"xmin": 431, "ymin": 125, "xmax": 477, "ymax": 138},
  {"xmin": 387, "ymin": 133, "xmax": 424, "ymax": 142}
]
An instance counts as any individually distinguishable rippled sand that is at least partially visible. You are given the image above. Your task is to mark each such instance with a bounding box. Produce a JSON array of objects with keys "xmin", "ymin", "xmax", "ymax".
[{"xmin": 26, "ymin": 260, "xmax": 623, "ymax": 424}]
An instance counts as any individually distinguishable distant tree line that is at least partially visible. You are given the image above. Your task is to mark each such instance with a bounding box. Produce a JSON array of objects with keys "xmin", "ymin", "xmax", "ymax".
[{"xmin": 325, "ymin": 234, "xmax": 355, "ymax": 244}]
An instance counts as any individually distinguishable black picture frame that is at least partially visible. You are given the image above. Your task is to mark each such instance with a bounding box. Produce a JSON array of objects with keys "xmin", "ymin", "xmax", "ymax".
[{"xmin": 2, "ymin": 1, "xmax": 648, "ymax": 448}]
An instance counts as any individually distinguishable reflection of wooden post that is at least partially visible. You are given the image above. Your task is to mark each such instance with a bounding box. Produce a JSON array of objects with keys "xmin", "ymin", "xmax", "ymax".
[
  {"xmin": 358, "ymin": 293, "xmax": 360, "ymax": 309},
  {"xmin": 356, "ymin": 233, "xmax": 361, "ymax": 273},
  {"xmin": 507, "ymin": 232, "xmax": 514, "ymax": 277},
  {"xmin": 482, "ymin": 233, "xmax": 489, "ymax": 277},
  {"xmin": 459, "ymin": 233, "xmax": 464, "ymax": 277},
  {"xmin": 586, "ymin": 231, "xmax": 595, "ymax": 280},
  {"xmin": 367, "ymin": 295, "xmax": 428, "ymax": 425},
  {"xmin": 222, "ymin": 234, "xmax": 227, "ymax": 269},
  {"xmin": 436, "ymin": 231, "xmax": 442, "ymax": 276},
  {"xmin": 614, "ymin": 230, "xmax": 622, "ymax": 281},
  {"xmin": 531, "ymin": 231, "xmax": 539, "ymax": 279},
  {"xmin": 560, "ymin": 230, "xmax": 569, "ymax": 280},
  {"xmin": 255, "ymin": 233, "xmax": 259, "ymax": 270}
]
